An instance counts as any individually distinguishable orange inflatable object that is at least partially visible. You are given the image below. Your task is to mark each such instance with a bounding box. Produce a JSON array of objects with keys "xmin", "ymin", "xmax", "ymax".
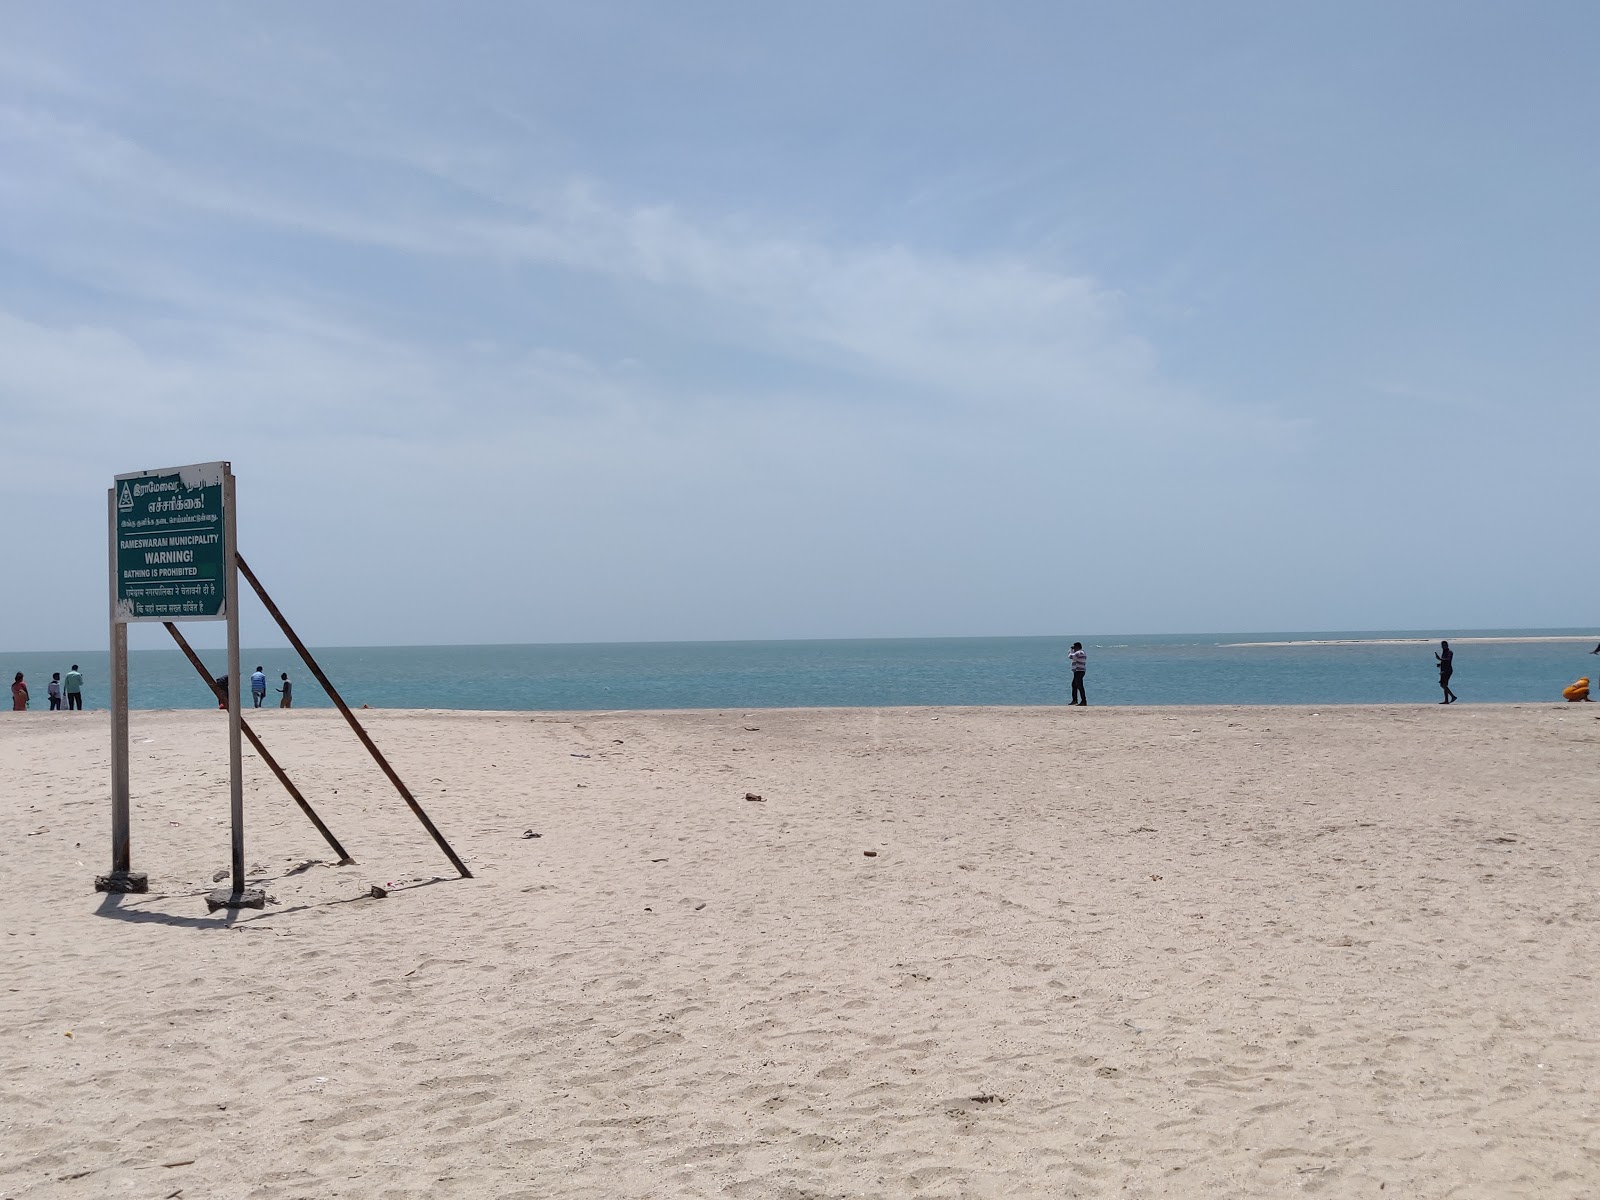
[{"xmin": 1562, "ymin": 678, "xmax": 1590, "ymax": 702}]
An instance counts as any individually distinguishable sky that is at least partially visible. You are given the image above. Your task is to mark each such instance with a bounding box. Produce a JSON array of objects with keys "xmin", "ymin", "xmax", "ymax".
[{"xmin": 2, "ymin": 2, "xmax": 1597, "ymax": 652}]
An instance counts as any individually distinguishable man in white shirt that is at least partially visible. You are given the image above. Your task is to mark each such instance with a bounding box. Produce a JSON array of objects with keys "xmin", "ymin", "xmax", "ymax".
[{"xmin": 1069, "ymin": 642, "xmax": 1087, "ymax": 706}]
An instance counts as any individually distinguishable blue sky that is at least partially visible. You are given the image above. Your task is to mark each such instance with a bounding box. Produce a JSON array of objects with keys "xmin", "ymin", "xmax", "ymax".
[{"xmin": 2, "ymin": 2, "xmax": 1596, "ymax": 651}]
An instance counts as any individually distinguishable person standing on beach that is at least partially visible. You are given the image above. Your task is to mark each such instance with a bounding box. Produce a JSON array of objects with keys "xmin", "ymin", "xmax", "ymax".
[
  {"xmin": 250, "ymin": 666, "xmax": 267, "ymax": 709},
  {"xmin": 277, "ymin": 672, "xmax": 293, "ymax": 708},
  {"xmin": 63, "ymin": 664, "xmax": 83, "ymax": 710},
  {"xmin": 1435, "ymin": 640, "xmax": 1457, "ymax": 704},
  {"xmin": 47, "ymin": 673, "xmax": 62, "ymax": 711},
  {"xmin": 11, "ymin": 672, "xmax": 28, "ymax": 711},
  {"xmin": 1069, "ymin": 642, "xmax": 1088, "ymax": 706}
]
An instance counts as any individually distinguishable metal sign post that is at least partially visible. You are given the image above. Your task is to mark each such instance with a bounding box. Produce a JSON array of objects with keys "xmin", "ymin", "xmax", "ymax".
[
  {"xmin": 98, "ymin": 487, "xmax": 143, "ymax": 893},
  {"xmin": 98, "ymin": 462, "xmax": 260, "ymax": 910},
  {"xmin": 219, "ymin": 470, "xmax": 253, "ymax": 910}
]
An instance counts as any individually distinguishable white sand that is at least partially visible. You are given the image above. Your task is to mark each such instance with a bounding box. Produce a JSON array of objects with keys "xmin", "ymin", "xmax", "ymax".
[{"xmin": 3, "ymin": 704, "xmax": 1598, "ymax": 1198}]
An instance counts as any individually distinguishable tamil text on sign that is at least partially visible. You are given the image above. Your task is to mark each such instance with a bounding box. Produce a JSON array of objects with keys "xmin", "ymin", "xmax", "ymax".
[{"xmin": 114, "ymin": 462, "xmax": 229, "ymax": 621}]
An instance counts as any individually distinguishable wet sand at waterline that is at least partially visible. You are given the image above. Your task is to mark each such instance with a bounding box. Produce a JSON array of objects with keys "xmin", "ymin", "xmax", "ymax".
[{"xmin": 2, "ymin": 705, "xmax": 1597, "ymax": 1198}]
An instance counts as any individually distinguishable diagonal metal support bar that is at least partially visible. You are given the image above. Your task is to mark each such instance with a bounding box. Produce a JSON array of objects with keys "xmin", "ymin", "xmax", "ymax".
[
  {"xmin": 164, "ymin": 622, "xmax": 354, "ymax": 866},
  {"xmin": 234, "ymin": 553, "xmax": 472, "ymax": 879}
]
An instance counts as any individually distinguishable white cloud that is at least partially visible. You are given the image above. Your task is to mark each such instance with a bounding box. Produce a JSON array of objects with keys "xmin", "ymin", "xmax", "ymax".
[
  {"xmin": 0, "ymin": 87, "xmax": 1242, "ymax": 439},
  {"xmin": 459, "ymin": 192, "xmax": 1159, "ymax": 409}
]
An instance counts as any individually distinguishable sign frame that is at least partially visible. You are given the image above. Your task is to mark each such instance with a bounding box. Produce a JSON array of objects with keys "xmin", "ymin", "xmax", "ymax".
[
  {"xmin": 101, "ymin": 461, "xmax": 254, "ymax": 908},
  {"xmin": 113, "ymin": 461, "xmax": 229, "ymax": 623}
]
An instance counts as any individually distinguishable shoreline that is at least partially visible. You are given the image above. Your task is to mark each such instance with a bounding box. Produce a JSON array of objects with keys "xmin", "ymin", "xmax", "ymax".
[{"xmin": 3, "ymin": 697, "xmax": 1588, "ymax": 719}]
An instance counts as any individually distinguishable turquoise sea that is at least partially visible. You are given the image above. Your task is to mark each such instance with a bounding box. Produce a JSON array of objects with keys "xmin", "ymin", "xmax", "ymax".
[{"xmin": 4, "ymin": 630, "xmax": 1598, "ymax": 712}]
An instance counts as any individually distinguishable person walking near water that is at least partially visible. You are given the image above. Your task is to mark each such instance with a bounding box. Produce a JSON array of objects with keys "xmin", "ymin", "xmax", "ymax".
[
  {"xmin": 11, "ymin": 672, "xmax": 28, "ymax": 711},
  {"xmin": 1435, "ymin": 640, "xmax": 1457, "ymax": 704},
  {"xmin": 250, "ymin": 666, "xmax": 267, "ymax": 709},
  {"xmin": 1069, "ymin": 642, "xmax": 1087, "ymax": 706},
  {"xmin": 277, "ymin": 672, "xmax": 293, "ymax": 708},
  {"xmin": 63, "ymin": 664, "xmax": 83, "ymax": 710},
  {"xmin": 47, "ymin": 673, "xmax": 62, "ymax": 711}
]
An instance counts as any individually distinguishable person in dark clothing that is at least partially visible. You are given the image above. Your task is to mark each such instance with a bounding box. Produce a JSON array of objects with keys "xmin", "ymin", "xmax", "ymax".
[
  {"xmin": 1435, "ymin": 640, "xmax": 1457, "ymax": 704},
  {"xmin": 1068, "ymin": 642, "xmax": 1087, "ymax": 706},
  {"xmin": 277, "ymin": 672, "xmax": 293, "ymax": 709},
  {"xmin": 214, "ymin": 676, "xmax": 229, "ymax": 711}
]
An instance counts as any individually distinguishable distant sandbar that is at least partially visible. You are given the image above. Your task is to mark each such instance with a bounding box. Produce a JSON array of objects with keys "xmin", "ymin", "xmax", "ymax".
[{"xmin": 1224, "ymin": 635, "xmax": 1598, "ymax": 647}]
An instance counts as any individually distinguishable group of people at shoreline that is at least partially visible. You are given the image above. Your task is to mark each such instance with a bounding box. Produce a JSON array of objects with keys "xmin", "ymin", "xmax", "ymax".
[
  {"xmin": 8, "ymin": 664, "xmax": 295, "ymax": 710},
  {"xmin": 215, "ymin": 667, "xmax": 294, "ymax": 709},
  {"xmin": 10, "ymin": 665, "xmax": 84, "ymax": 712}
]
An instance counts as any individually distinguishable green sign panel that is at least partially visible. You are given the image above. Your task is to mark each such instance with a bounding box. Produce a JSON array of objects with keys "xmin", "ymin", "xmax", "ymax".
[{"xmin": 114, "ymin": 462, "xmax": 229, "ymax": 622}]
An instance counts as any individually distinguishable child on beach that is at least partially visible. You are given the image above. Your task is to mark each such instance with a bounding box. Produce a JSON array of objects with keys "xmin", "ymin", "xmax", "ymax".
[
  {"xmin": 47, "ymin": 673, "xmax": 61, "ymax": 711},
  {"xmin": 278, "ymin": 672, "xmax": 293, "ymax": 708}
]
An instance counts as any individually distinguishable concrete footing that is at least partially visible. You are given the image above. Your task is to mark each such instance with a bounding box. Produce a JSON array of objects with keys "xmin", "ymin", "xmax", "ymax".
[
  {"xmin": 205, "ymin": 888, "xmax": 266, "ymax": 912},
  {"xmin": 95, "ymin": 871, "xmax": 149, "ymax": 894}
]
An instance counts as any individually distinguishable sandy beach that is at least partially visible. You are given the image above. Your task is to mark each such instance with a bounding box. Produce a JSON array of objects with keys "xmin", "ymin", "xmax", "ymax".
[{"xmin": 2, "ymin": 704, "xmax": 1598, "ymax": 1198}]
